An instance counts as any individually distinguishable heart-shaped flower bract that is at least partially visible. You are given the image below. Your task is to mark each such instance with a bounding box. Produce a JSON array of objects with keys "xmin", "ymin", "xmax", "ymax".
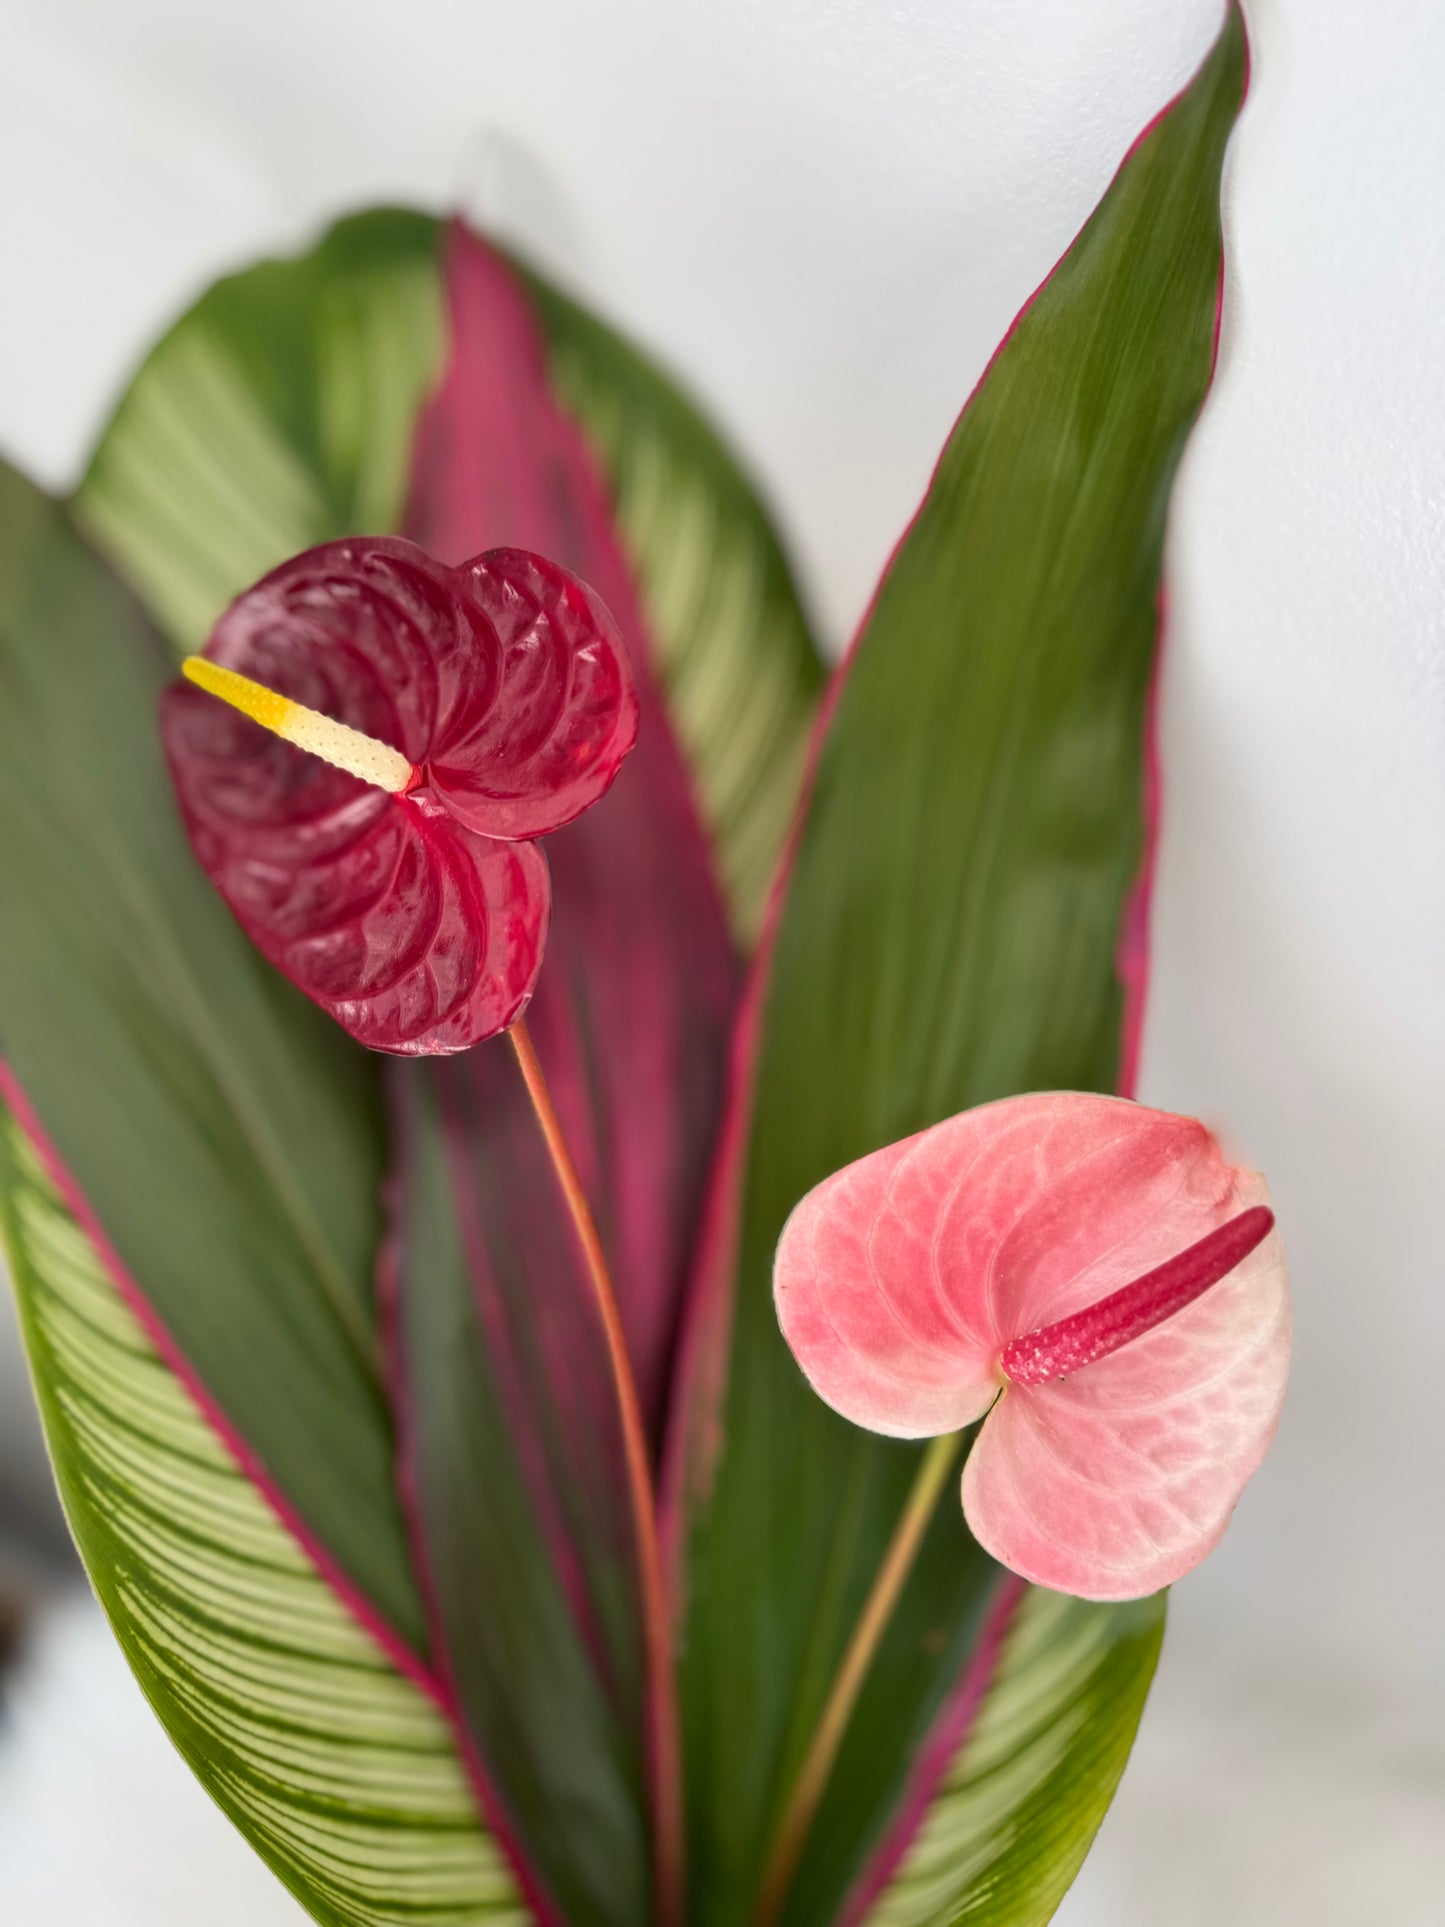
[
  {"xmin": 161, "ymin": 536, "xmax": 639, "ymax": 1054},
  {"xmin": 774, "ymin": 1093, "xmax": 1290, "ymax": 1600}
]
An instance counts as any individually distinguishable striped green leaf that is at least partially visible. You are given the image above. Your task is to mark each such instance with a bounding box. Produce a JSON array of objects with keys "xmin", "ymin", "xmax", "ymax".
[
  {"xmin": 521, "ymin": 267, "xmax": 826, "ymax": 940},
  {"xmin": 76, "ymin": 208, "xmax": 447, "ymax": 653},
  {"xmin": 0, "ymin": 459, "xmax": 521, "ymax": 1916},
  {"xmin": 0, "ymin": 1112, "xmax": 523, "ymax": 1927},
  {"xmin": 861, "ymin": 1591, "xmax": 1163, "ymax": 1927}
]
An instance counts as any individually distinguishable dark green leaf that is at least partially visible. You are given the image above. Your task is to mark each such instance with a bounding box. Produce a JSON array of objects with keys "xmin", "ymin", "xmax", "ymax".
[
  {"xmin": 388, "ymin": 1069, "xmax": 649, "ymax": 1926},
  {"xmin": 675, "ymin": 11, "xmax": 1247, "ymax": 1922},
  {"xmin": 0, "ymin": 462, "xmax": 418, "ymax": 1645}
]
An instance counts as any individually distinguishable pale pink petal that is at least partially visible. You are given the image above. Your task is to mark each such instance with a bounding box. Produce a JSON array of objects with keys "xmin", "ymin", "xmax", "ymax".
[
  {"xmin": 775, "ymin": 1093, "xmax": 1291, "ymax": 1597},
  {"xmin": 774, "ymin": 1137, "xmax": 999, "ymax": 1438},
  {"xmin": 957, "ymin": 1097, "xmax": 1237, "ymax": 1338},
  {"xmin": 962, "ymin": 1175, "xmax": 1290, "ymax": 1598}
]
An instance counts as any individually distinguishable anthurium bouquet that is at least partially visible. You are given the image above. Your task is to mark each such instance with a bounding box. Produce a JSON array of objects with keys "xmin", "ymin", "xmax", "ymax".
[{"xmin": 0, "ymin": 10, "xmax": 1286, "ymax": 1926}]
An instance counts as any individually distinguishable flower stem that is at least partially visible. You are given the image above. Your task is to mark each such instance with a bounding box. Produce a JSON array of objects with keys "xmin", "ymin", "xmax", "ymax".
[
  {"xmin": 508, "ymin": 1018, "xmax": 684, "ymax": 1927},
  {"xmin": 751, "ymin": 1430, "xmax": 965, "ymax": 1927}
]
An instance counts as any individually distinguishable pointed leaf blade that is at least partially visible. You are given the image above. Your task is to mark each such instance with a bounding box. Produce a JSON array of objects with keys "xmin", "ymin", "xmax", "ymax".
[
  {"xmin": 0, "ymin": 464, "xmax": 549, "ymax": 1918},
  {"xmin": 674, "ymin": 11, "xmax": 1248, "ymax": 1922}
]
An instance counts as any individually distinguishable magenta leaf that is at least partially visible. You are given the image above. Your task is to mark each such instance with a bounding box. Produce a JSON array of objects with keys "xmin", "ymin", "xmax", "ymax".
[
  {"xmin": 775, "ymin": 1092, "xmax": 1291, "ymax": 1600},
  {"xmin": 375, "ymin": 223, "xmax": 739, "ymax": 1921},
  {"xmin": 161, "ymin": 534, "xmax": 639, "ymax": 1054},
  {"xmin": 406, "ymin": 220, "xmax": 738, "ymax": 1428}
]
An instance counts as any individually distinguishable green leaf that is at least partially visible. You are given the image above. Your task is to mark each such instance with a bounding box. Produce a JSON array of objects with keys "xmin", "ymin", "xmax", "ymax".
[
  {"xmin": 75, "ymin": 208, "xmax": 446, "ymax": 654},
  {"xmin": 521, "ymin": 263, "xmax": 827, "ymax": 943},
  {"xmin": 0, "ymin": 1112, "xmax": 524, "ymax": 1927},
  {"xmin": 675, "ymin": 10, "xmax": 1247, "ymax": 1923},
  {"xmin": 0, "ymin": 462, "xmax": 418, "ymax": 1646},
  {"xmin": 860, "ymin": 1591, "xmax": 1163, "ymax": 1927}
]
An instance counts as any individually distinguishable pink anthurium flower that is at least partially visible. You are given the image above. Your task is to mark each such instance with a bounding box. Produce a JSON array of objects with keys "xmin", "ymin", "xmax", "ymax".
[
  {"xmin": 162, "ymin": 536, "xmax": 639, "ymax": 1055},
  {"xmin": 774, "ymin": 1093, "xmax": 1290, "ymax": 1600}
]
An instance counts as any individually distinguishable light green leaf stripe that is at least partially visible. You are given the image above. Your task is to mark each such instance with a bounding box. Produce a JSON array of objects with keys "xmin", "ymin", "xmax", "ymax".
[
  {"xmin": 523, "ymin": 269, "xmax": 828, "ymax": 943},
  {"xmin": 75, "ymin": 208, "xmax": 445, "ymax": 658},
  {"xmin": 0, "ymin": 1113, "xmax": 526, "ymax": 1927},
  {"xmin": 862, "ymin": 1591, "xmax": 1163, "ymax": 1927}
]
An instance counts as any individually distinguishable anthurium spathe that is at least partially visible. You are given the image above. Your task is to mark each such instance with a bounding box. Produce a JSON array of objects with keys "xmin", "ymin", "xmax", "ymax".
[
  {"xmin": 774, "ymin": 1093, "xmax": 1290, "ymax": 1600},
  {"xmin": 161, "ymin": 534, "xmax": 639, "ymax": 1054}
]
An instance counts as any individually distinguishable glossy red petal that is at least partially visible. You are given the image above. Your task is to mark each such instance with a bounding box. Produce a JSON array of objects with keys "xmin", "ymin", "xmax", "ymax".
[
  {"xmin": 774, "ymin": 1092, "xmax": 1290, "ymax": 1598},
  {"xmin": 428, "ymin": 546, "xmax": 640, "ymax": 840},
  {"xmin": 161, "ymin": 681, "xmax": 550, "ymax": 1055},
  {"xmin": 193, "ymin": 534, "xmax": 637, "ymax": 837}
]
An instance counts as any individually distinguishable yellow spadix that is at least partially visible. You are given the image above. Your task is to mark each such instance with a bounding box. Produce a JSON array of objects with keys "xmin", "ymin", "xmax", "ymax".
[{"xmin": 181, "ymin": 657, "xmax": 416, "ymax": 794}]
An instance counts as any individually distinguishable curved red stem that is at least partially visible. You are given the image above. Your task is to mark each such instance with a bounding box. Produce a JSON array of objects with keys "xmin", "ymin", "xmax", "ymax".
[{"xmin": 509, "ymin": 1020, "xmax": 685, "ymax": 1927}]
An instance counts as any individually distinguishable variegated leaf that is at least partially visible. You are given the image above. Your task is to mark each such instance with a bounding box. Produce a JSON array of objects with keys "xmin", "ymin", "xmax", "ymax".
[{"xmin": 0, "ymin": 1112, "xmax": 525, "ymax": 1927}]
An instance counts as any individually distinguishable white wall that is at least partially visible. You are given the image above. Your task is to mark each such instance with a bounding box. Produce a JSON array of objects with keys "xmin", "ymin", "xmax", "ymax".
[{"xmin": 1, "ymin": 2, "xmax": 1441, "ymax": 1920}]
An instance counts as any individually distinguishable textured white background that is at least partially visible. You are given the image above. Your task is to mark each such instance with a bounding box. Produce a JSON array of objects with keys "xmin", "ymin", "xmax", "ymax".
[{"xmin": 1, "ymin": 1, "xmax": 1442, "ymax": 1921}]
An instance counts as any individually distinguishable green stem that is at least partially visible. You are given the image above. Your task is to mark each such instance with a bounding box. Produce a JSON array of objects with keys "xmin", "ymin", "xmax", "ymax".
[
  {"xmin": 751, "ymin": 1431, "xmax": 965, "ymax": 1927},
  {"xmin": 509, "ymin": 1019, "xmax": 685, "ymax": 1927}
]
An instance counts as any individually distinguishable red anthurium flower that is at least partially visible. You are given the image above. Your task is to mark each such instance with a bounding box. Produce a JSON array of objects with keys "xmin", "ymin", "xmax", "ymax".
[
  {"xmin": 161, "ymin": 536, "xmax": 639, "ymax": 1055},
  {"xmin": 774, "ymin": 1094, "xmax": 1290, "ymax": 1600}
]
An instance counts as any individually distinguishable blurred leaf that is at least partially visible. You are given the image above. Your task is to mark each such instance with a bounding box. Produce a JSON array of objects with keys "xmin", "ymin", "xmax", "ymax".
[
  {"xmin": 76, "ymin": 208, "xmax": 446, "ymax": 652},
  {"xmin": 388, "ymin": 1070, "xmax": 648, "ymax": 1925},
  {"xmin": 0, "ymin": 1113, "xmax": 524, "ymax": 1927},
  {"xmin": 673, "ymin": 10, "xmax": 1246, "ymax": 1923},
  {"xmin": 859, "ymin": 1591, "xmax": 1162, "ymax": 1927},
  {"xmin": 520, "ymin": 262, "xmax": 827, "ymax": 941}
]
